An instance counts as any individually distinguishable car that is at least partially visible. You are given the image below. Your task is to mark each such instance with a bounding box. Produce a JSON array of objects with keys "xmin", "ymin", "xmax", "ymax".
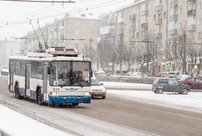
[
  {"xmin": 90, "ymin": 78, "xmax": 106, "ymax": 99},
  {"xmin": 160, "ymin": 72, "xmax": 169, "ymax": 77},
  {"xmin": 168, "ymin": 71, "xmax": 178, "ymax": 78},
  {"xmin": 126, "ymin": 72, "xmax": 146, "ymax": 78},
  {"xmin": 94, "ymin": 71, "xmax": 107, "ymax": 77},
  {"xmin": 176, "ymin": 74, "xmax": 190, "ymax": 81},
  {"xmin": 159, "ymin": 71, "xmax": 179, "ymax": 78},
  {"xmin": 178, "ymin": 77, "xmax": 202, "ymax": 89},
  {"xmin": 152, "ymin": 78, "xmax": 191, "ymax": 95},
  {"xmin": 0, "ymin": 68, "xmax": 8, "ymax": 76}
]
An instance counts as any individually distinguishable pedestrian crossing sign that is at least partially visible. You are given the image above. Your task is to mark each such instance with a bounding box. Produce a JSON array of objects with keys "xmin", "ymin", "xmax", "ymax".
[{"xmin": 165, "ymin": 61, "xmax": 172, "ymax": 70}]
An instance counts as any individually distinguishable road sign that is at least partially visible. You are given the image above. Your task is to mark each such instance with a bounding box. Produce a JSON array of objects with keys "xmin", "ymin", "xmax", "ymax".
[{"xmin": 165, "ymin": 61, "xmax": 172, "ymax": 70}]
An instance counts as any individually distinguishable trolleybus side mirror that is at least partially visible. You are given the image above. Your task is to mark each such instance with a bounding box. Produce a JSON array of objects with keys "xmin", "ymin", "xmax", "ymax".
[
  {"xmin": 90, "ymin": 70, "xmax": 93, "ymax": 77},
  {"xmin": 47, "ymin": 66, "xmax": 51, "ymax": 74}
]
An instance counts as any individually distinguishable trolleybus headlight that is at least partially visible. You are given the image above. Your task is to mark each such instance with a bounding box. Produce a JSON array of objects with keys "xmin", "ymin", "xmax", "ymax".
[
  {"xmin": 84, "ymin": 92, "xmax": 90, "ymax": 96},
  {"xmin": 50, "ymin": 91, "xmax": 57, "ymax": 96}
]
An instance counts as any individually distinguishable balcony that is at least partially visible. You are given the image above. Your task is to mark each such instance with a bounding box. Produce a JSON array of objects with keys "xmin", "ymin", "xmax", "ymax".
[
  {"xmin": 118, "ymin": 22, "xmax": 124, "ymax": 30},
  {"xmin": 169, "ymin": 0, "xmax": 178, "ymax": 7},
  {"xmin": 141, "ymin": 23, "xmax": 148, "ymax": 30},
  {"xmin": 198, "ymin": 32, "xmax": 202, "ymax": 39},
  {"xmin": 187, "ymin": 9, "xmax": 196, "ymax": 16},
  {"xmin": 154, "ymin": 32, "xmax": 162, "ymax": 39},
  {"xmin": 187, "ymin": 24, "xmax": 196, "ymax": 32},
  {"xmin": 155, "ymin": 18, "xmax": 162, "ymax": 25},
  {"xmin": 118, "ymin": 29, "xmax": 124, "ymax": 34},
  {"xmin": 129, "ymin": 14, "xmax": 136, "ymax": 20},
  {"xmin": 155, "ymin": 5, "xmax": 163, "ymax": 12},
  {"xmin": 118, "ymin": 34, "xmax": 124, "ymax": 43},
  {"xmin": 141, "ymin": 10, "xmax": 148, "ymax": 16},
  {"xmin": 187, "ymin": 0, "xmax": 196, "ymax": 16},
  {"xmin": 187, "ymin": 0, "xmax": 196, "ymax": 2},
  {"xmin": 169, "ymin": 14, "xmax": 178, "ymax": 21},
  {"xmin": 141, "ymin": 32, "xmax": 149, "ymax": 40},
  {"xmin": 169, "ymin": 29, "xmax": 177, "ymax": 35}
]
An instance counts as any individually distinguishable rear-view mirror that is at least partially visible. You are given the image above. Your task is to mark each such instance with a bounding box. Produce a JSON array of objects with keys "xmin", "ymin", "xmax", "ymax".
[{"xmin": 47, "ymin": 66, "xmax": 51, "ymax": 74}]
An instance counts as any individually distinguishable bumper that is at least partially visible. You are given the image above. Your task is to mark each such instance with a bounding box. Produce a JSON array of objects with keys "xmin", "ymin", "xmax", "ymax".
[
  {"xmin": 48, "ymin": 95, "xmax": 91, "ymax": 105},
  {"xmin": 91, "ymin": 91, "xmax": 106, "ymax": 97}
]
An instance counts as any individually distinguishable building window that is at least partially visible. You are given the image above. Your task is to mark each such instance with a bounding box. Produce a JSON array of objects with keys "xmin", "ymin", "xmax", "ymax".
[
  {"xmin": 164, "ymin": 12, "xmax": 166, "ymax": 19},
  {"xmin": 187, "ymin": 16, "xmax": 196, "ymax": 25},
  {"xmin": 75, "ymin": 30, "xmax": 80, "ymax": 35},
  {"xmin": 199, "ymin": 17, "xmax": 202, "ymax": 24},
  {"xmin": 121, "ymin": 12, "xmax": 124, "ymax": 18},
  {"xmin": 180, "ymin": 8, "xmax": 183, "ymax": 14},
  {"xmin": 199, "ymin": 32, "xmax": 202, "ymax": 39},
  {"xmin": 158, "ymin": 13, "xmax": 162, "ymax": 19},
  {"xmin": 136, "ymin": 32, "xmax": 139, "ymax": 39}
]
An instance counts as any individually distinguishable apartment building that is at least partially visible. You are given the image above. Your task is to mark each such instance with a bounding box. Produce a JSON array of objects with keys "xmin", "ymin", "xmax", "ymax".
[
  {"xmin": 0, "ymin": 40, "xmax": 20, "ymax": 69},
  {"xmin": 116, "ymin": 0, "xmax": 202, "ymax": 74},
  {"xmin": 20, "ymin": 14, "xmax": 102, "ymax": 63}
]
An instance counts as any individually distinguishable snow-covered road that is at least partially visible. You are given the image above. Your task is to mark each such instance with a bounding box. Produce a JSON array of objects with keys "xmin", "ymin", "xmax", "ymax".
[
  {"xmin": 108, "ymin": 90, "xmax": 202, "ymax": 113},
  {"xmin": 103, "ymin": 81, "xmax": 202, "ymax": 112},
  {"xmin": 1, "ymin": 89, "xmax": 202, "ymax": 136}
]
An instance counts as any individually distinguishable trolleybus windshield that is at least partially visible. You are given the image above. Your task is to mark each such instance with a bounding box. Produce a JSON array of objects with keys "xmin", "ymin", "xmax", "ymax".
[{"xmin": 50, "ymin": 61, "xmax": 91, "ymax": 87}]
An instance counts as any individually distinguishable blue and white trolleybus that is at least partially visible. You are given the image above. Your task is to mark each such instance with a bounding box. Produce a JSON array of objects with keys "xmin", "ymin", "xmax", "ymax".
[{"xmin": 8, "ymin": 47, "xmax": 92, "ymax": 107}]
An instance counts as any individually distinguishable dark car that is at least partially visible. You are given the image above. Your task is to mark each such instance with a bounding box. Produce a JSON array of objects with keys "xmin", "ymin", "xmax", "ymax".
[
  {"xmin": 178, "ymin": 77, "xmax": 202, "ymax": 89},
  {"xmin": 176, "ymin": 74, "xmax": 190, "ymax": 81},
  {"xmin": 152, "ymin": 78, "xmax": 191, "ymax": 95}
]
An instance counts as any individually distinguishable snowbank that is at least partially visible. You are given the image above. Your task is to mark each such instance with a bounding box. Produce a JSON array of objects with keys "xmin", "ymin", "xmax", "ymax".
[{"xmin": 0, "ymin": 105, "xmax": 70, "ymax": 136}]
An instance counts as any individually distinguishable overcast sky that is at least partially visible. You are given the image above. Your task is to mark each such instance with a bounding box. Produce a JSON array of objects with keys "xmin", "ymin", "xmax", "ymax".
[{"xmin": 0, "ymin": 0, "xmax": 133, "ymax": 40}]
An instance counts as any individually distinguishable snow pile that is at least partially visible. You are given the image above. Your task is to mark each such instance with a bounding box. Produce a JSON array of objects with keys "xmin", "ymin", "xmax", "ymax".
[
  {"xmin": 0, "ymin": 105, "xmax": 71, "ymax": 136},
  {"xmin": 102, "ymin": 82, "xmax": 152, "ymax": 90}
]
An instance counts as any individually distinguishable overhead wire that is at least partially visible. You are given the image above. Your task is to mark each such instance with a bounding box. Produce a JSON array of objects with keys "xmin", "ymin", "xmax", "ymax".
[
  {"xmin": 0, "ymin": 0, "xmax": 130, "ymax": 29},
  {"xmin": 5, "ymin": 0, "xmax": 72, "ymax": 25},
  {"xmin": 29, "ymin": 0, "xmax": 127, "ymax": 20},
  {"xmin": 13, "ymin": 5, "xmax": 54, "ymax": 22},
  {"xmin": 0, "ymin": 0, "xmax": 75, "ymax": 3}
]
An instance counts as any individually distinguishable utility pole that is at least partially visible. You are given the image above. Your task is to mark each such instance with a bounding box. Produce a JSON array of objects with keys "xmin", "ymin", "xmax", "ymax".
[
  {"xmin": 165, "ymin": 0, "xmax": 169, "ymax": 59},
  {"xmin": 183, "ymin": 33, "xmax": 187, "ymax": 74},
  {"xmin": 146, "ymin": 39, "xmax": 149, "ymax": 75}
]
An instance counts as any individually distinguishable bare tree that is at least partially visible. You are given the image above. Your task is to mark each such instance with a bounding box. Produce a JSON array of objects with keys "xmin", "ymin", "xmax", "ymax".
[{"xmin": 98, "ymin": 12, "xmax": 116, "ymax": 73}]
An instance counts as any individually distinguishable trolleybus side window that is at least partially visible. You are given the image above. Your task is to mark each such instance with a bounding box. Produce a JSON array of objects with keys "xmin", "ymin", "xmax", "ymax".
[
  {"xmin": 30, "ymin": 61, "xmax": 42, "ymax": 79},
  {"xmin": 10, "ymin": 59, "xmax": 25, "ymax": 76}
]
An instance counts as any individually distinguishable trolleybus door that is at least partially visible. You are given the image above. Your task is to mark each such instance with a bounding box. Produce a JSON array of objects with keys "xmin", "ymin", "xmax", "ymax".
[
  {"xmin": 25, "ymin": 64, "xmax": 31, "ymax": 97},
  {"xmin": 43, "ymin": 63, "xmax": 48, "ymax": 101},
  {"xmin": 9, "ymin": 62, "xmax": 14, "ymax": 92}
]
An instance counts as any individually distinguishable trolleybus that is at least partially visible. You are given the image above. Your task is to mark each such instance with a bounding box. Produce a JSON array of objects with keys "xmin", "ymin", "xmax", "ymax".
[{"xmin": 8, "ymin": 47, "xmax": 92, "ymax": 107}]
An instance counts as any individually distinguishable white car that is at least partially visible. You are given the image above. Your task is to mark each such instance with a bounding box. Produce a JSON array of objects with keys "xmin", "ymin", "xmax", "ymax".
[
  {"xmin": 126, "ymin": 72, "xmax": 146, "ymax": 78},
  {"xmin": 1, "ymin": 68, "xmax": 8, "ymax": 76},
  {"xmin": 94, "ymin": 71, "xmax": 107, "ymax": 77},
  {"xmin": 90, "ymin": 78, "xmax": 106, "ymax": 99}
]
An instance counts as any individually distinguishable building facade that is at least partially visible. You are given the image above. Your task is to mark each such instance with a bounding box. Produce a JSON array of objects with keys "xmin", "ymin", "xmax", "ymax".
[
  {"xmin": 116, "ymin": 0, "xmax": 202, "ymax": 75},
  {"xmin": 20, "ymin": 14, "xmax": 102, "ymax": 65},
  {"xmin": 0, "ymin": 40, "xmax": 20, "ymax": 69}
]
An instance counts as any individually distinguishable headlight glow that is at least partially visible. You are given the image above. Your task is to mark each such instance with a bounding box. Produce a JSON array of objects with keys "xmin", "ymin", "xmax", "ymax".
[
  {"xmin": 85, "ymin": 92, "xmax": 90, "ymax": 96},
  {"xmin": 50, "ymin": 91, "xmax": 57, "ymax": 96},
  {"xmin": 102, "ymin": 88, "xmax": 106, "ymax": 92}
]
